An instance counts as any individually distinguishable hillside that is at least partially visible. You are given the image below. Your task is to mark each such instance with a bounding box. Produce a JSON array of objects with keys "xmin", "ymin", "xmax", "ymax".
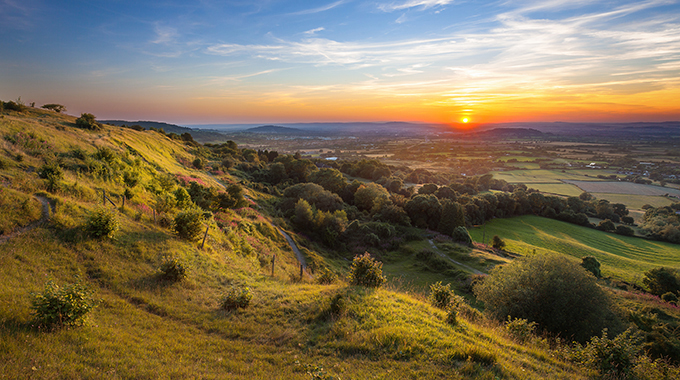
[{"xmin": 0, "ymin": 108, "xmax": 589, "ymax": 378}]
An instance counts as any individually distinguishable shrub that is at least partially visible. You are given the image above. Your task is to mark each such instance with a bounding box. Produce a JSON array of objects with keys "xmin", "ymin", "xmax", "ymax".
[
  {"xmin": 192, "ymin": 158, "xmax": 204, "ymax": 169},
  {"xmin": 221, "ymin": 286, "xmax": 252, "ymax": 310},
  {"xmin": 474, "ymin": 254, "xmax": 615, "ymax": 343},
  {"xmin": 505, "ymin": 317, "xmax": 537, "ymax": 343},
  {"xmin": 428, "ymin": 281, "xmax": 454, "ymax": 309},
  {"xmin": 581, "ymin": 256, "xmax": 602, "ymax": 278},
  {"xmin": 173, "ymin": 209, "xmax": 205, "ymax": 241},
  {"xmin": 348, "ymin": 252, "xmax": 386, "ymax": 288},
  {"xmin": 452, "ymin": 226, "xmax": 472, "ymax": 247},
  {"xmin": 491, "ymin": 235, "xmax": 506, "ymax": 250},
  {"xmin": 85, "ymin": 207, "xmax": 119, "ymax": 239},
  {"xmin": 159, "ymin": 257, "xmax": 187, "ymax": 282},
  {"xmin": 643, "ymin": 267, "xmax": 680, "ymax": 296},
  {"xmin": 572, "ymin": 328, "xmax": 641, "ymax": 379},
  {"xmin": 616, "ymin": 225, "xmax": 635, "ymax": 236},
  {"xmin": 31, "ymin": 280, "xmax": 97, "ymax": 328},
  {"xmin": 446, "ymin": 307, "xmax": 458, "ymax": 326},
  {"xmin": 316, "ymin": 269, "xmax": 337, "ymax": 285},
  {"xmin": 75, "ymin": 113, "xmax": 101, "ymax": 130}
]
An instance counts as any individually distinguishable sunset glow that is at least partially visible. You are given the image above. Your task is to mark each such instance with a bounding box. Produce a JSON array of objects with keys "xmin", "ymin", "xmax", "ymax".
[{"xmin": 1, "ymin": 0, "xmax": 679, "ymax": 125}]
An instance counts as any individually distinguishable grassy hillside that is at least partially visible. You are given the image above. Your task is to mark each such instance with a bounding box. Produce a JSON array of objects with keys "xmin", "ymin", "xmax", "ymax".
[
  {"xmin": 0, "ymin": 109, "xmax": 586, "ymax": 378},
  {"xmin": 469, "ymin": 215, "xmax": 680, "ymax": 283}
]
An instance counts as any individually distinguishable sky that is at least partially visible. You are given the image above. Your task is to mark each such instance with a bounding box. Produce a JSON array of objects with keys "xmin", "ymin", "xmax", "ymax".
[{"xmin": 1, "ymin": 0, "xmax": 680, "ymax": 126}]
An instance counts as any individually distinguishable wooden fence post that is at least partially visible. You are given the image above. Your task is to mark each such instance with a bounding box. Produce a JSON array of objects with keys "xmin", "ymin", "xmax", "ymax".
[
  {"xmin": 200, "ymin": 224, "xmax": 210, "ymax": 249},
  {"xmin": 153, "ymin": 208, "xmax": 156, "ymax": 224},
  {"xmin": 271, "ymin": 254, "xmax": 276, "ymax": 277},
  {"xmin": 300, "ymin": 263, "xmax": 303, "ymax": 279},
  {"xmin": 102, "ymin": 190, "xmax": 106, "ymax": 206}
]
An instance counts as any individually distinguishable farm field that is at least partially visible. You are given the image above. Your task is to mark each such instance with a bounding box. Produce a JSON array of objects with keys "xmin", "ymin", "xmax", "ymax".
[
  {"xmin": 526, "ymin": 183, "xmax": 583, "ymax": 196},
  {"xmin": 591, "ymin": 193, "xmax": 676, "ymax": 209},
  {"xmin": 491, "ymin": 169, "xmax": 610, "ymax": 184},
  {"xmin": 563, "ymin": 180, "xmax": 680, "ymax": 197},
  {"xmin": 469, "ymin": 215, "xmax": 680, "ymax": 283}
]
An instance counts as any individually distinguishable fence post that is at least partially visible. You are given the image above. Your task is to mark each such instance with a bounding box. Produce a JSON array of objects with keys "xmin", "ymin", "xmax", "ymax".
[
  {"xmin": 200, "ymin": 224, "xmax": 210, "ymax": 249},
  {"xmin": 102, "ymin": 190, "xmax": 106, "ymax": 206},
  {"xmin": 300, "ymin": 263, "xmax": 303, "ymax": 279},
  {"xmin": 271, "ymin": 254, "xmax": 276, "ymax": 277},
  {"xmin": 153, "ymin": 208, "xmax": 156, "ymax": 224}
]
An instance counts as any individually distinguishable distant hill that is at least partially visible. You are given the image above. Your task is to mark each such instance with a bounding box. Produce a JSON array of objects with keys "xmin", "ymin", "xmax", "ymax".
[
  {"xmin": 467, "ymin": 128, "xmax": 545, "ymax": 139},
  {"xmin": 245, "ymin": 125, "xmax": 307, "ymax": 135},
  {"xmin": 101, "ymin": 120, "xmax": 227, "ymax": 143}
]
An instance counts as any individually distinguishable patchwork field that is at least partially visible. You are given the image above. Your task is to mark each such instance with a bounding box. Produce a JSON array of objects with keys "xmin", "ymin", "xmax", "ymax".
[
  {"xmin": 563, "ymin": 180, "xmax": 680, "ymax": 197},
  {"xmin": 470, "ymin": 215, "xmax": 680, "ymax": 283},
  {"xmin": 492, "ymin": 169, "xmax": 608, "ymax": 184}
]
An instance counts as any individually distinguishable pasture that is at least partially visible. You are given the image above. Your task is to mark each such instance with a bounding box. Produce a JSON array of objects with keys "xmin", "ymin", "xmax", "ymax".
[
  {"xmin": 470, "ymin": 215, "xmax": 680, "ymax": 283},
  {"xmin": 563, "ymin": 180, "xmax": 680, "ymax": 197}
]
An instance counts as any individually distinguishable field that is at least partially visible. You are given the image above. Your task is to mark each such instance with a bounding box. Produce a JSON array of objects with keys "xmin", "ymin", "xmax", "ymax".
[
  {"xmin": 591, "ymin": 193, "xmax": 676, "ymax": 209},
  {"xmin": 524, "ymin": 183, "xmax": 583, "ymax": 196},
  {"xmin": 491, "ymin": 169, "xmax": 608, "ymax": 184},
  {"xmin": 469, "ymin": 215, "xmax": 680, "ymax": 283},
  {"xmin": 563, "ymin": 180, "xmax": 680, "ymax": 197}
]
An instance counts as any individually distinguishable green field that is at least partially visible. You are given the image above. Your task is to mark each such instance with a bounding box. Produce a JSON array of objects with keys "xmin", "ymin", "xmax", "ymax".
[
  {"xmin": 470, "ymin": 215, "xmax": 680, "ymax": 283},
  {"xmin": 592, "ymin": 193, "xmax": 675, "ymax": 209},
  {"xmin": 564, "ymin": 180, "xmax": 680, "ymax": 197},
  {"xmin": 526, "ymin": 183, "xmax": 583, "ymax": 196}
]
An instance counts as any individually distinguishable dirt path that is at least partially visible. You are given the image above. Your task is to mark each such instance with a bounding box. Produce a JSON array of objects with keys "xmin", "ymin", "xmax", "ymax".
[
  {"xmin": 427, "ymin": 239, "xmax": 484, "ymax": 275},
  {"xmin": 206, "ymin": 173, "xmax": 307, "ymax": 269},
  {"xmin": 0, "ymin": 195, "xmax": 53, "ymax": 244}
]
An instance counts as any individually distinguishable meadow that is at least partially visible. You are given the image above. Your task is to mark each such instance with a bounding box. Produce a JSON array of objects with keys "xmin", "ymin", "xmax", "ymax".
[{"xmin": 469, "ymin": 215, "xmax": 680, "ymax": 282}]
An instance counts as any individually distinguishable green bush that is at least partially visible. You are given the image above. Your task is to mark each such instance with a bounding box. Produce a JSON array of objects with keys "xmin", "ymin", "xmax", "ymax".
[
  {"xmin": 221, "ymin": 286, "xmax": 252, "ymax": 310},
  {"xmin": 41, "ymin": 104, "xmax": 66, "ymax": 113},
  {"xmin": 661, "ymin": 292, "xmax": 678, "ymax": 304},
  {"xmin": 474, "ymin": 254, "xmax": 615, "ymax": 343},
  {"xmin": 491, "ymin": 235, "xmax": 506, "ymax": 250},
  {"xmin": 173, "ymin": 209, "xmax": 205, "ymax": 241},
  {"xmin": 452, "ymin": 226, "xmax": 473, "ymax": 247},
  {"xmin": 643, "ymin": 267, "xmax": 680, "ymax": 296},
  {"xmin": 581, "ymin": 256, "xmax": 602, "ymax": 278},
  {"xmin": 75, "ymin": 113, "xmax": 101, "ymax": 130},
  {"xmin": 348, "ymin": 252, "xmax": 386, "ymax": 288},
  {"xmin": 159, "ymin": 257, "xmax": 187, "ymax": 282},
  {"xmin": 505, "ymin": 317, "xmax": 537, "ymax": 343},
  {"xmin": 446, "ymin": 307, "xmax": 458, "ymax": 326},
  {"xmin": 615, "ymin": 225, "xmax": 635, "ymax": 236},
  {"xmin": 572, "ymin": 328, "xmax": 641, "ymax": 379},
  {"xmin": 428, "ymin": 281, "xmax": 454, "ymax": 309},
  {"xmin": 85, "ymin": 207, "xmax": 119, "ymax": 239},
  {"xmin": 31, "ymin": 280, "xmax": 97, "ymax": 328}
]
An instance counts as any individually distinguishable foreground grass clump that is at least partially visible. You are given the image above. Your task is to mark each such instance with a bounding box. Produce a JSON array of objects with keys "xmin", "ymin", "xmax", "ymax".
[
  {"xmin": 0, "ymin": 187, "xmax": 42, "ymax": 234},
  {"xmin": 159, "ymin": 257, "xmax": 187, "ymax": 282},
  {"xmin": 221, "ymin": 285, "xmax": 252, "ymax": 310},
  {"xmin": 31, "ymin": 280, "xmax": 97, "ymax": 328}
]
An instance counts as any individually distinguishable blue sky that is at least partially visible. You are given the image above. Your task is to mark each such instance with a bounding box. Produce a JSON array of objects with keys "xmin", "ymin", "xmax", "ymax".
[{"xmin": 2, "ymin": 0, "xmax": 680, "ymax": 124}]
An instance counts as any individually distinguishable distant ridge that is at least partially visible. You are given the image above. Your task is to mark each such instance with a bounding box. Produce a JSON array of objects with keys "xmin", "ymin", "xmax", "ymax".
[
  {"xmin": 101, "ymin": 120, "xmax": 226, "ymax": 143},
  {"xmin": 245, "ymin": 125, "xmax": 306, "ymax": 134}
]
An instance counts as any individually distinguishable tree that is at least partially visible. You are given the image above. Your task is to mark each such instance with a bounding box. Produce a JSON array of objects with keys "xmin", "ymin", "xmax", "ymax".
[
  {"xmin": 452, "ymin": 226, "xmax": 473, "ymax": 247},
  {"xmin": 354, "ymin": 182, "xmax": 390, "ymax": 212},
  {"xmin": 41, "ymin": 103, "xmax": 66, "ymax": 113},
  {"xmin": 173, "ymin": 209, "xmax": 205, "ymax": 241},
  {"xmin": 308, "ymin": 168, "xmax": 348, "ymax": 195},
  {"xmin": 404, "ymin": 194, "xmax": 442, "ymax": 230},
  {"xmin": 438, "ymin": 200, "xmax": 465, "ymax": 236},
  {"xmin": 475, "ymin": 254, "xmax": 615, "ymax": 342},
  {"xmin": 75, "ymin": 113, "xmax": 101, "ymax": 130},
  {"xmin": 581, "ymin": 256, "xmax": 602, "ymax": 278}
]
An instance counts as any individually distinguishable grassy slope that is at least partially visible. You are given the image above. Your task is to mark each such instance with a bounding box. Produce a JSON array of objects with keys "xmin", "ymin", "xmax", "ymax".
[
  {"xmin": 469, "ymin": 215, "xmax": 680, "ymax": 283},
  {"xmin": 0, "ymin": 109, "xmax": 584, "ymax": 379}
]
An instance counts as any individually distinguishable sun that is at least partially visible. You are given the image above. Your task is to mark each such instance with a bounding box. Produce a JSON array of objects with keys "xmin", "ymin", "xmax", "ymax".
[{"xmin": 462, "ymin": 117, "xmax": 469, "ymax": 123}]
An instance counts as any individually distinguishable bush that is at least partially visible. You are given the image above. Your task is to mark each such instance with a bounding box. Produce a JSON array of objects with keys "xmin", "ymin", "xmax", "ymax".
[
  {"xmin": 643, "ymin": 267, "xmax": 680, "ymax": 296},
  {"xmin": 41, "ymin": 104, "xmax": 66, "ymax": 113},
  {"xmin": 616, "ymin": 225, "xmax": 635, "ymax": 236},
  {"xmin": 159, "ymin": 257, "xmax": 187, "ymax": 282},
  {"xmin": 85, "ymin": 207, "xmax": 119, "ymax": 239},
  {"xmin": 75, "ymin": 113, "xmax": 101, "ymax": 130},
  {"xmin": 348, "ymin": 252, "xmax": 386, "ymax": 288},
  {"xmin": 581, "ymin": 256, "xmax": 602, "ymax": 278},
  {"xmin": 491, "ymin": 235, "xmax": 506, "ymax": 250},
  {"xmin": 221, "ymin": 286, "xmax": 252, "ymax": 310},
  {"xmin": 31, "ymin": 280, "xmax": 97, "ymax": 328},
  {"xmin": 173, "ymin": 209, "xmax": 205, "ymax": 241},
  {"xmin": 505, "ymin": 317, "xmax": 537, "ymax": 343},
  {"xmin": 428, "ymin": 281, "xmax": 454, "ymax": 309},
  {"xmin": 572, "ymin": 328, "xmax": 641, "ymax": 379},
  {"xmin": 446, "ymin": 307, "xmax": 458, "ymax": 326},
  {"xmin": 452, "ymin": 226, "xmax": 472, "ymax": 246},
  {"xmin": 474, "ymin": 254, "xmax": 615, "ymax": 343}
]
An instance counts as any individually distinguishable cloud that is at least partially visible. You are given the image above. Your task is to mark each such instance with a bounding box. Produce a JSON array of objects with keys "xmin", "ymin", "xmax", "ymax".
[
  {"xmin": 152, "ymin": 24, "xmax": 179, "ymax": 44},
  {"xmin": 304, "ymin": 27, "xmax": 325, "ymax": 35},
  {"xmin": 0, "ymin": 0, "xmax": 38, "ymax": 30},
  {"xmin": 379, "ymin": 0, "xmax": 454, "ymax": 12},
  {"xmin": 288, "ymin": 0, "xmax": 347, "ymax": 16},
  {"xmin": 395, "ymin": 13, "xmax": 408, "ymax": 24}
]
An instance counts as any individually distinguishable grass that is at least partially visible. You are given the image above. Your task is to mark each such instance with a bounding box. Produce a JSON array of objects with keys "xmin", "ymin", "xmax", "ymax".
[
  {"xmin": 0, "ymin": 109, "xmax": 586, "ymax": 379},
  {"xmin": 563, "ymin": 180, "xmax": 680, "ymax": 197},
  {"xmin": 591, "ymin": 193, "xmax": 675, "ymax": 209},
  {"xmin": 0, "ymin": 187, "xmax": 42, "ymax": 235},
  {"xmin": 470, "ymin": 215, "xmax": 680, "ymax": 283},
  {"xmin": 525, "ymin": 182, "xmax": 583, "ymax": 196},
  {"xmin": 491, "ymin": 169, "xmax": 610, "ymax": 184}
]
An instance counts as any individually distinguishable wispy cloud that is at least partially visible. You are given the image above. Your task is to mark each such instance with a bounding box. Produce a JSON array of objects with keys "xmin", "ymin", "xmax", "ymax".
[
  {"xmin": 378, "ymin": 0, "xmax": 455, "ymax": 12},
  {"xmin": 304, "ymin": 27, "xmax": 325, "ymax": 35},
  {"xmin": 0, "ymin": 0, "xmax": 38, "ymax": 30},
  {"xmin": 288, "ymin": 0, "xmax": 347, "ymax": 16},
  {"xmin": 152, "ymin": 24, "xmax": 179, "ymax": 44}
]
